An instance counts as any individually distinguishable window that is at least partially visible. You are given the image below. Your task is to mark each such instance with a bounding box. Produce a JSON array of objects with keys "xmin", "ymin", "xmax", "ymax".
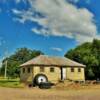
[
  {"xmin": 50, "ymin": 67, "xmax": 55, "ymax": 72},
  {"xmin": 40, "ymin": 67, "xmax": 45, "ymax": 72},
  {"xmin": 78, "ymin": 68, "xmax": 81, "ymax": 72},
  {"xmin": 27, "ymin": 67, "xmax": 31, "ymax": 73},
  {"xmin": 71, "ymin": 68, "xmax": 74, "ymax": 72},
  {"xmin": 23, "ymin": 68, "xmax": 25, "ymax": 73}
]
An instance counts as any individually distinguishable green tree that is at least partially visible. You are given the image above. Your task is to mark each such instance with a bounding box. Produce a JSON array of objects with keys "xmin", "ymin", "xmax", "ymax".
[
  {"xmin": 0, "ymin": 47, "xmax": 43, "ymax": 78},
  {"xmin": 65, "ymin": 39, "xmax": 100, "ymax": 80}
]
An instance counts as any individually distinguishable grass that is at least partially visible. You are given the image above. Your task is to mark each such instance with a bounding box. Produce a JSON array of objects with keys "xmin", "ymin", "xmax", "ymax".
[{"xmin": 0, "ymin": 77, "xmax": 24, "ymax": 88}]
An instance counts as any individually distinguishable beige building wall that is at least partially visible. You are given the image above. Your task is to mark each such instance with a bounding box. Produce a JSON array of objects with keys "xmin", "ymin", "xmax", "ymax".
[
  {"xmin": 20, "ymin": 66, "xmax": 85, "ymax": 84},
  {"xmin": 20, "ymin": 67, "xmax": 33, "ymax": 83},
  {"xmin": 66, "ymin": 67, "xmax": 85, "ymax": 81},
  {"xmin": 33, "ymin": 66, "xmax": 61, "ymax": 83}
]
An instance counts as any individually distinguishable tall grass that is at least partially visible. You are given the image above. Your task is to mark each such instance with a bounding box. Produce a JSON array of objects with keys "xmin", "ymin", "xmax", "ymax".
[{"xmin": 0, "ymin": 77, "xmax": 24, "ymax": 88}]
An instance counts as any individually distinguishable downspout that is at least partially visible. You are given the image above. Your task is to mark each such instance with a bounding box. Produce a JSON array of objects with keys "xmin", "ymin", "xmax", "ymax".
[{"xmin": 60, "ymin": 67, "xmax": 63, "ymax": 81}]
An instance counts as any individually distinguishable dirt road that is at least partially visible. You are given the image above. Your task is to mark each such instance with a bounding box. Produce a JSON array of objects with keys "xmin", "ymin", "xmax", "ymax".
[{"xmin": 0, "ymin": 87, "xmax": 100, "ymax": 100}]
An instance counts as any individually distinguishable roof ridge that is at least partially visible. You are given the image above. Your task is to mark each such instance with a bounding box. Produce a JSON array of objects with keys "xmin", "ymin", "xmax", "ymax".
[{"xmin": 20, "ymin": 55, "xmax": 86, "ymax": 67}]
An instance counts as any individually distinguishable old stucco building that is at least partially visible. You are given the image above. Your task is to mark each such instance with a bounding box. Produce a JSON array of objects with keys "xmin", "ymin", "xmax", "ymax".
[{"xmin": 20, "ymin": 55, "xmax": 85, "ymax": 85}]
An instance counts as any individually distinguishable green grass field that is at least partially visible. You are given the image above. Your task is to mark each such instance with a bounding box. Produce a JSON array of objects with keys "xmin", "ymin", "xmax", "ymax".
[{"xmin": 0, "ymin": 77, "xmax": 24, "ymax": 88}]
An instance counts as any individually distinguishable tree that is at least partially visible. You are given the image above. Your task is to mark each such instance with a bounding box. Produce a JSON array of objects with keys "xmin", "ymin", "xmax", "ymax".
[
  {"xmin": 65, "ymin": 39, "xmax": 100, "ymax": 80},
  {"xmin": 0, "ymin": 47, "xmax": 43, "ymax": 78}
]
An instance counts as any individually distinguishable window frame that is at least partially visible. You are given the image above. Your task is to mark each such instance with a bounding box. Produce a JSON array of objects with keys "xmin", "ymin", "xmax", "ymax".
[
  {"xmin": 50, "ymin": 67, "xmax": 55, "ymax": 72},
  {"xmin": 71, "ymin": 68, "xmax": 74, "ymax": 72},
  {"xmin": 40, "ymin": 67, "xmax": 45, "ymax": 72},
  {"xmin": 27, "ymin": 67, "xmax": 31, "ymax": 73},
  {"xmin": 78, "ymin": 68, "xmax": 81, "ymax": 72},
  {"xmin": 23, "ymin": 68, "xmax": 25, "ymax": 73}
]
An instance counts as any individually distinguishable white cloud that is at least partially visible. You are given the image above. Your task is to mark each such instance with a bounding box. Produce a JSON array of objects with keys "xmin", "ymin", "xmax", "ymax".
[
  {"xmin": 68, "ymin": 0, "xmax": 92, "ymax": 4},
  {"xmin": 95, "ymin": 34, "xmax": 100, "ymax": 40},
  {"xmin": 12, "ymin": 0, "xmax": 98, "ymax": 43},
  {"xmin": 12, "ymin": 9, "xmax": 22, "ymax": 14},
  {"xmin": 15, "ymin": 0, "xmax": 28, "ymax": 4},
  {"xmin": 67, "ymin": 0, "xmax": 79, "ymax": 3},
  {"xmin": 32, "ymin": 28, "xmax": 49, "ymax": 36},
  {"xmin": 86, "ymin": 0, "xmax": 91, "ymax": 4},
  {"xmin": 50, "ymin": 47, "xmax": 63, "ymax": 52},
  {"xmin": 15, "ymin": 0, "xmax": 21, "ymax": 3},
  {"xmin": 0, "ymin": 37, "xmax": 6, "ymax": 47}
]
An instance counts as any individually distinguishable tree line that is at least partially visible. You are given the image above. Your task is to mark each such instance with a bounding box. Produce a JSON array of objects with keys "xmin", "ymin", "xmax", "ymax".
[
  {"xmin": 0, "ymin": 39, "xmax": 100, "ymax": 80},
  {"xmin": 65, "ymin": 39, "xmax": 100, "ymax": 80},
  {"xmin": 0, "ymin": 48, "xmax": 43, "ymax": 78}
]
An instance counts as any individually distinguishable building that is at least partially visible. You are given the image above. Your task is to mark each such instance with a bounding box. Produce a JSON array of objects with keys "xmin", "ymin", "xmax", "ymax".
[{"xmin": 20, "ymin": 55, "xmax": 85, "ymax": 85}]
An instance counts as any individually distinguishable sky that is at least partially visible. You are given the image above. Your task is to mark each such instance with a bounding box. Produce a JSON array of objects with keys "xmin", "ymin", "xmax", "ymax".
[{"xmin": 0, "ymin": 0, "xmax": 100, "ymax": 59}]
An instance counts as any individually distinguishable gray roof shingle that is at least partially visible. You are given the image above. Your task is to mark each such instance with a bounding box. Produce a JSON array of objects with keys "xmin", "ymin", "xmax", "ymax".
[{"xmin": 20, "ymin": 55, "xmax": 85, "ymax": 67}]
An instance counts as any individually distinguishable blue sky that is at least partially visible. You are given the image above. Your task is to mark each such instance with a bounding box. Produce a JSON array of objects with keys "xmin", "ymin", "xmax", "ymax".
[{"xmin": 0, "ymin": 0, "xmax": 100, "ymax": 59}]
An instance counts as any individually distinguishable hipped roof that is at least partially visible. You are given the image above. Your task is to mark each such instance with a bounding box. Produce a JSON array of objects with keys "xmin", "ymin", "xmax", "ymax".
[{"xmin": 20, "ymin": 55, "xmax": 85, "ymax": 67}]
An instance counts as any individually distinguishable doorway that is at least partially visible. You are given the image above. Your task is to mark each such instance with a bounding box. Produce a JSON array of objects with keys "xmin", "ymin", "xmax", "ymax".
[{"xmin": 61, "ymin": 67, "xmax": 66, "ymax": 80}]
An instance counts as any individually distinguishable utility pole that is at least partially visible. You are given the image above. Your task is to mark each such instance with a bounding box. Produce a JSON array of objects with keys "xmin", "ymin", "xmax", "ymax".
[
  {"xmin": 0, "ymin": 39, "xmax": 8, "ymax": 79},
  {"xmin": 4, "ymin": 60, "xmax": 7, "ymax": 79},
  {"xmin": 4, "ymin": 47, "xmax": 8, "ymax": 79}
]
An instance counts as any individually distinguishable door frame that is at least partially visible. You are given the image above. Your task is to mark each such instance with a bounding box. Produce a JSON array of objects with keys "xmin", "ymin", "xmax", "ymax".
[{"xmin": 61, "ymin": 67, "xmax": 66, "ymax": 80}]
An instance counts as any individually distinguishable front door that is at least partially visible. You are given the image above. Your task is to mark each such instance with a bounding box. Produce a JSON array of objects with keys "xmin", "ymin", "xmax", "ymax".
[{"xmin": 62, "ymin": 68, "xmax": 66, "ymax": 80}]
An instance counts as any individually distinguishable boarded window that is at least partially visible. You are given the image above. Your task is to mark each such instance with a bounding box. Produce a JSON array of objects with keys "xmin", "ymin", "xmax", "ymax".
[
  {"xmin": 40, "ymin": 67, "xmax": 45, "ymax": 72},
  {"xmin": 50, "ymin": 67, "xmax": 55, "ymax": 72},
  {"xmin": 23, "ymin": 68, "xmax": 25, "ymax": 73},
  {"xmin": 71, "ymin": 68, "xmax": 74, "ymax": 72},
  {"xmin": 27, "ymin": 67, "xmax": 31, "ymax": 73},
  {"xmin": 78, "ymin": 68, "xmax": 81, "ymax": 72}
]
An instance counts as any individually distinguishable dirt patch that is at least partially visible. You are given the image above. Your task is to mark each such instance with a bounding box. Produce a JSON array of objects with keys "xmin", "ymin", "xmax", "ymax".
[
  {"xmin": 54, "ymin": 82, "xmax": 100, "ymax": 90},
  {"xmin": 0, "ymin": 84, "xmax": 100, "ymax": 100}
]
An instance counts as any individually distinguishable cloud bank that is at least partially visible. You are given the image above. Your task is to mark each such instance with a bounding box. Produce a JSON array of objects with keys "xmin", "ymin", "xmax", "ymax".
[
  {"xmin": 50, "ymin": 47, "xmax": 63, "ymax": 52},
  {"xmin": 12, "ymin": 0, "xmax": 98, "ymax": 43}
]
